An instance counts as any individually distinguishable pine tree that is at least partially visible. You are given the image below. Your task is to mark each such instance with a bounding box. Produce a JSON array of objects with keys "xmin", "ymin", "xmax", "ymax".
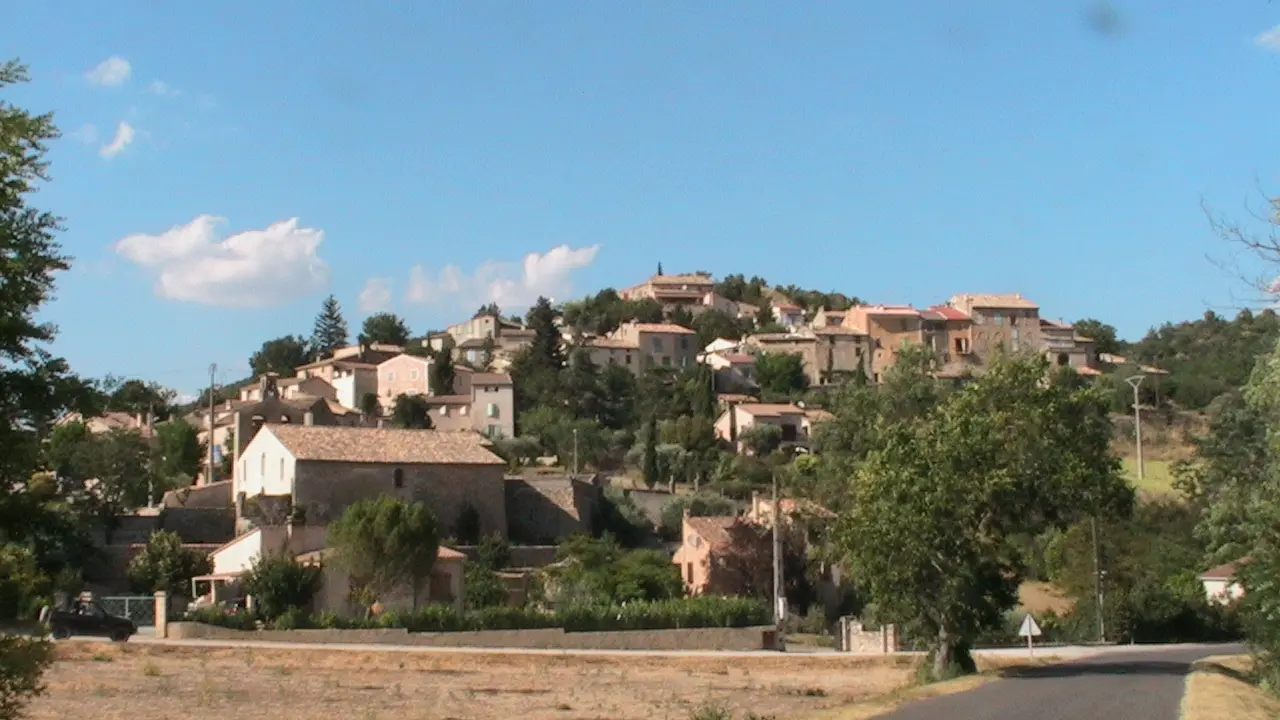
[
  {"xmin": 657, "ymin": 262, "xmax": 664, "ymax": 276},
  {"xmin": 642, "ymin": 414, "xmax": 660, "ymax": 488},
  {"xmin": 526, "ymin": 297, "xmax": 565, "ymax": 371},
  {"xmin": 311, "ymin": 295, "xmax": 349, "ymax": 358},
  {"xmin": 431, "ymin": 346, "xmax": 456, "ymax": 395}
]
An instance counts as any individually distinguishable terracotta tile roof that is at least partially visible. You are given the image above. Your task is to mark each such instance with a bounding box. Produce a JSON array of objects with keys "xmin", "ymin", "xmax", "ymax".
[
  {"xmin": 952, "ymin": 293, "xmax": 1039, "ymax": 310},
  {"xmin": 1198, "ymin": 558, "xmax": 1248, "ymax": 581},
  {"xmin": 471, "ymin": 373, "xmax": 513, "ymax": 386},
  {"xmin": 1040, "ymin": 318, "xmax": 1072, "ymax": 330},
  {"xmin": 926, "ymin": 305, "xmax": 970, "ymax": 321},
  {"xmin": 736, "ymin": 403, "xmax": 805, "ymax": 418},
  {"xmin": 685, "ymin": 516, "xmax": 739, "ymax": 546},
  {"xmin": 1073, "ymin": 366, "xmax": 1104, "ymax": 377},
  {"xmin": 267, "ymin": 425, "xmax": 504, "ymax": 465},
  {"xmin": 820, "ymin": 309, "xmax": 847, "ymax": 318},
  {"xmin": 717, "ymin": 393, "xmax": 757, "ymax": 404},
  {"xmin": 651, "ymin": 288, "xmax": 706, "ymax": 299},
  {"xmin": 629, "ymin": 322, "xmax": 697, "ymax": 335},
  {"xmin": 378, "ymin": 354, "xmax": 430, "ymax": 369},
  {"xmin": 296, "ymin": 357, "xmax": 379, "ymax": 371}
]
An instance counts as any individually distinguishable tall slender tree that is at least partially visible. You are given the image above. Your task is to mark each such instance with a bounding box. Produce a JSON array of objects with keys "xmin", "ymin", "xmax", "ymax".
[
  {"xmin": 359, "ymin": 312, "xmax": 411, "ymax": 346},
  {"xmin": 310, "ymin": 295, "xmax": 349, "ymax": 357},
  {"xmin": 431, "ymin": 345, "xmax": 456, "ymax": 395}
]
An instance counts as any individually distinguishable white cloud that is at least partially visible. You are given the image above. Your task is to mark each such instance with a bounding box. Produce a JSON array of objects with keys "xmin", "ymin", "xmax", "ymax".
[
  {"xmin": 99, "ymin": 122, "xmax": 135, "ymax": 159},
  {"xmin": 68, "ymin": 123, "xmax": 98, "ymax": 144},
  {"xmin": 147, "ymin": 80, "xmax": 180, "ymax": 97},
  {"xmin": 85, "ymin": 56, "xmax": 131, "ymax": 87},
  {"xmin": 113, "ymin": 215, "xmax": 331, "ymax": 307},
  {"xmin": 1257, "ymin": 25, "xmax": 1280, "ymax": 51},
  {"xmin": 405, "ymin": 244, "xmax": 600, "ymax": 310},
  {"xmin": 358, "ymin": 278, "xmax": 393, "ymax": 313}
]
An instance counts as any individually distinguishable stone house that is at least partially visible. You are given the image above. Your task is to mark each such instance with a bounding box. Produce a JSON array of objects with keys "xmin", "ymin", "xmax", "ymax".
[
  {"xmin": 671, "ymin": 514, "xmax": 741, "ymax": 596},
  {"xmin": 772, "ymin": 303, "xmax": 805, "ymax": 329},
  {"xmin": 742, "ymin": 328, "xmax": 868, "ymax": 387},
  {"xmin": 587, "ymin": 322, "xmax": 698, "ymax": 373},
  {"xmin": 715, "ymin": 402, "xmax": 814, "ymax": 452},
  {"xmin": 811, "ymin": 307, "xmax": 847, "ymax": 328},
  {"xmin": 1040, "ymin": 318, "xmax": 1098, "ymax": 370},
  {"xmin": 842, "ymin": 305, "xmax": 924, "ymax": 382},
  {"xmin": 233, "ymin": 424, "xmax": 508, "ymax": 537},
  {"xmin": 619, "ymin": 272, "xmax": 716, "ymax": 313},
  {"xmin": 239, "ymin": 376, "xmax": 337, "ymax": 404},
  {"xmin": 1197, "ymin": 559, "xmax": 1246, "ymax": 605},
  {"xmin": 376, "ymin": 355, "xmax": 514, "ymax": 438},
  {"xmin": 946, "ymin": 293, "xmax": 1043, "ymax": 365},
  {"xmin": 56, "ymin": 411, "xmax": 154, "ymax": 438}
]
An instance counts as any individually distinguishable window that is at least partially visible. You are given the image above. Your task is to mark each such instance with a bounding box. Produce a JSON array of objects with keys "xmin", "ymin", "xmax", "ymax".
[
  {"xmin": 460, "ymin": 406, "xmax": 468, "ymax": 416},
  {"xmin": 679, "ymin": 336, "xmax": 688, "ymax": 350},
  {"xmin": 993, "ymin": 315, "xmax": 1004, "ymax": 327},
  {"xmin": 393, "ymin": 468, "xmax": 404, "ymax": 488},
  {"xmin": 685, "ymin": 563, "xmax": 693, "ymax": 583},
  {"xmin": 625, "ymin": 354, "xmax": 632, "ymax": 365},
  {"xmin": 387, "ymin": 371, "xmax": 397, "ymax": 382},
  {"xmin": 661, "ymin": 356, "xmax": 671, "ymax": 366},
  {"xmin": 409, "ymin": 369, "xmax": 419, "ymax": 381},
  {"xmin": 440, "ymin": 406, "xmax": 450, "ymax": 416},
  {"xmin": 653, "ymin": 338, "xmax": 664, "ymax": 351},
  {"xmin": 487, "ymin": 403, "xmax": 498, "ymax": 418},
  {"xmin": 487, "ymin": 424, "xmax": 501, "ymax": 438}
]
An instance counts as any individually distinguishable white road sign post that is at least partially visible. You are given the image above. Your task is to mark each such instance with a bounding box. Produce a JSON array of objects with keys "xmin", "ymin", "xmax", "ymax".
[{"xmin": 1018, "ymin": 613, "xmax": 1043, "ymax": 658}]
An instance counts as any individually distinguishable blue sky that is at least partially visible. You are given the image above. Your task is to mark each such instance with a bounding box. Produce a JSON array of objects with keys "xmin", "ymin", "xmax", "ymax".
[{"xmin": 4, "ymin": 1, "xmax": 1280, "ymax": 397}]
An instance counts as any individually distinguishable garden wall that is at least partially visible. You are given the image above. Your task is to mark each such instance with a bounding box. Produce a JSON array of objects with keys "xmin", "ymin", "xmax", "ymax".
[{"xmin": 166, "ymin": 622, "xmax": 777, "ymax": 651}]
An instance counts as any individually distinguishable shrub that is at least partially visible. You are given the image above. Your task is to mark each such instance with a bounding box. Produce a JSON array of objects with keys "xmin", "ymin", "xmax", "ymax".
[
  {"xmin": 126, "ymin": 531, "xmax": 212, "ymax": 597},
  {"xmin": 186, "ymin": 606, "xmax": 258, "ymax": 631},
  {"xmin": 242, "ymin": 552, "xmax": 322, "ymax": 621},
  {"xmin": 0, "ymin": 636, "xmax": 54, "ymax": 720},
  {"xmin": 658, "ymin": 495, "xmax": 738, "ymax": 541},
  {"xmin": 0, "ymin": 544, "xmax": 50, "ymax": 621}
]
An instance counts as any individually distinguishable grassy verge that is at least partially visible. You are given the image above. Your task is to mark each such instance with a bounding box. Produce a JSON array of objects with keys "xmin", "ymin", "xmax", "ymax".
[
  {"xmin": 1121, "ymin": 457, "xmax": 1176, "ymax": 497},
  {"xmin": 797, "ymin": 655, "xmax": 1060, "ymax": 720},
  {"xmin": 1181, "ymin": 655, "xmax": 1280, "ymax": 720}
]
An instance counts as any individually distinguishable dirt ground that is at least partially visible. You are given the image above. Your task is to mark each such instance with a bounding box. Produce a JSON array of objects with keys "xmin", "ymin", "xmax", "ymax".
[{"xmin": 27, "ymin": 643, "xmax": 917, "ymax": 720}]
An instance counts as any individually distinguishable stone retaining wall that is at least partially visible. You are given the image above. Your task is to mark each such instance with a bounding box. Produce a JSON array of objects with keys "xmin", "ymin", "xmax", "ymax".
[{"xmin": 167, "ymin": 622, "xmax": 776, "ymax": 651}]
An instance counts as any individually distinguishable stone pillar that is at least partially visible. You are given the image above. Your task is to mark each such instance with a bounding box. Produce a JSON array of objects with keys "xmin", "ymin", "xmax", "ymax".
[{"xmin": 154, "ymin": 591, "xmax": 168, "ymax": 638}]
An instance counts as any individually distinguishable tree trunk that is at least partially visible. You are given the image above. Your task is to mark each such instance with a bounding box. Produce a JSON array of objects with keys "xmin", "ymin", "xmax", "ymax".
[{"xmin": 933, "ymin": 626, "xmax": 957, "ymax": 680}]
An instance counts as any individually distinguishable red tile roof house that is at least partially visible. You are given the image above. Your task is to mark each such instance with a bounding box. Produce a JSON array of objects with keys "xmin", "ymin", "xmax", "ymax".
[{"xmin": 1197, "ymin": 558, "xmax": 1247, "ymax": 605}]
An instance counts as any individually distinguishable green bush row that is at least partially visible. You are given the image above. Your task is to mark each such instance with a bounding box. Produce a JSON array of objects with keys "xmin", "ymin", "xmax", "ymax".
[{"xmin": 186, "ymin": 595, "xmax": 769, "ymax": 634}]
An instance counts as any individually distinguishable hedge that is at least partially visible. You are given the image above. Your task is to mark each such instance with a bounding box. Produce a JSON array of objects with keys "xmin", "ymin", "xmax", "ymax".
[{"xmin": 186, "ymin": 596, "xmax": 769, "ymax": 634}]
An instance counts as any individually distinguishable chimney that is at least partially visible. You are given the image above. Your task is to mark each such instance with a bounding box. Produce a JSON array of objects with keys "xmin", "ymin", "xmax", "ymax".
[{"xmin": 303, "ymin": 411, "xmax": 314, "ymax": 426}]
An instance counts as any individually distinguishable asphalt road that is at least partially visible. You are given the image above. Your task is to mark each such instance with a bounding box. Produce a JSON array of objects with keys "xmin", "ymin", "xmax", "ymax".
[{"xmin": 878, "ymin": 643, "xmax": 1244, "ymax": 720}]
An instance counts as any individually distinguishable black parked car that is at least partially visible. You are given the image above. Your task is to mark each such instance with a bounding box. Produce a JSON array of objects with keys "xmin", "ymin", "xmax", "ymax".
[{"xmin": 42, "ymin": 597, "xmax": 138, "ymax": 642}]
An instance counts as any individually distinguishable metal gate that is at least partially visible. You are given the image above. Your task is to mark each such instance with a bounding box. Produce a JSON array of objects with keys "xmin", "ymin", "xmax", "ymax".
[{"xmin": 99, "ymin": 596, "xmax": 156, "ymax": 627}]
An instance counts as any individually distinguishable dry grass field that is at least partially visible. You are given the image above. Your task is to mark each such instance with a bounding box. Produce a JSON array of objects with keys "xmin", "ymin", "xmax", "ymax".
[
  {"xmin": 27, "ymin": 642, "xmax": 919, "ymax": 720},
  {"xmin": 1181, "ymin": 655, "xmax": 1280, "ymax": 720}
]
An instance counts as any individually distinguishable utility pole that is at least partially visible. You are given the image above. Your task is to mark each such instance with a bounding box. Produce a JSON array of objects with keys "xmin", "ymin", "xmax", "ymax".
[
  {"xmin": 206, "ymin": 363, "xmax": 217, "ymax": 486},
  {"xmin": 771, "ymin": 468, "xmax": 785, "ymax": 649},
  {"xmin": 1091, "ymin": 516, "xmax": 1105, "ymax": 642},
  {"xmin": 147, "ymin": 401, "xmax": 155, "ymax": 507},
  {"xmin": 1125, "ymin": 375, "xmax": 1145, "ymax": 485}
]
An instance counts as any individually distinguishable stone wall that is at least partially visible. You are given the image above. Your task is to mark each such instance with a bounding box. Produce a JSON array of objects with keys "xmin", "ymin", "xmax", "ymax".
[
  {"xmin": 162, "ymin": 481, "xmax": 233, "ymax": 509},
  {"xmin": 504, "ymin": 476, "xmax": 598, "ymax": 544},
  {"xmin": 167, "ymin": 622, "xmax": 776, "ymax": 651},
  {"xmin": 837, "ymin": 618, "xmax": 900, "ymax": 654},
  {"xmin": 294, "ymin": 460, "xmax": 507, "ymax": 538}
]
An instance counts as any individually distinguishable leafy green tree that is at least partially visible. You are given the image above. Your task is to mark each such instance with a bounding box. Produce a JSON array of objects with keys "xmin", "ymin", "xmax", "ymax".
[
  {"xmin": 455, "ymin": 503, "xmax": 482, "ymax": 545},
  {"xmin": 714, "ymin": 274, "xmax": 770, "ymax": 305},
  {"xmin": 599, "ymin": 364, "xmax": 640, "ymax": 430},
  {"xmin": 310, "ymin": 294, "xmax": 350, "ymax": 357},
  {"xmin": 0, "ymin": 63, "xmax": 96, "ymax": 711},
  {"xmin": 832, "ymin": 357, "xmax": 1132, "ymax": 680},
  {"xmin": 754, "ymin": 352, "xmax": 808, "ymax": 398},
  {"xmin": 564, "ymin": 348, "xmax": 605, "ymax": 421},
  {"xmin": 105, "ymin": 378, "xmax": 176, "ymax": 418},
  {"xmin": 359, "ymin": 392, "xmax": 380, "ymax": 419},
  {"xmin": 153, "ymin": 419, "xmax": 204, "ymax": 482},
  {"xmin": 390, "ymin": 394, "xmax": 434, "ymax": 429},
  {"xmin": 327, "ymin": 497, "xmax": 440, "ymax": 609},
  {"xmin": 754, "ymin": 299, "xmax": 774, "ymax": 328},
  {"xmin": 360, "ymin": 312, "xmax": 411, "ymax": 346},
  {"xmin": 0, "ymin": 635, "xmax": 54, "ymax": 720},
  {"xmin": 0, "ymin": 544, "xmax": 49, "ymax": 621},
  {"xmin": 666, "ymin": 304, "xmax": 695, "ymax": 329},
  {"xmin": 739, "ymin": 424, "xmax": 783, "ymax": 457},
  {"xmin": 1072, "ymin": 318, "xmax": 1121, "ymax": 356},
  {"xmin": 464, "ymin": 534, "xmax": 510, "ymax": 609},
  {"xmin": 480, "ymin": 336, "xmax": 496, "ymax": 370},
  {"xmin": 691, "ymin": 309, "xmax": 745, "ymax": 348},
  {"xmin": 241, "ymin": 551, "xmax": 322, "ymax": 621},
  {"xmin": 249, "ymin": 335, "xmax": 310, "ymax": 377},
  {"xmin": 1172, "ymin": 390, "xmax": 1269, "ymax": 564},
  {"xmin": 126, "ymin": 531, "xmax": 212, "ymax": 596},
  {"xmin": 545, "ymin": 535, "xmax": 683, "ymax": 605}
]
